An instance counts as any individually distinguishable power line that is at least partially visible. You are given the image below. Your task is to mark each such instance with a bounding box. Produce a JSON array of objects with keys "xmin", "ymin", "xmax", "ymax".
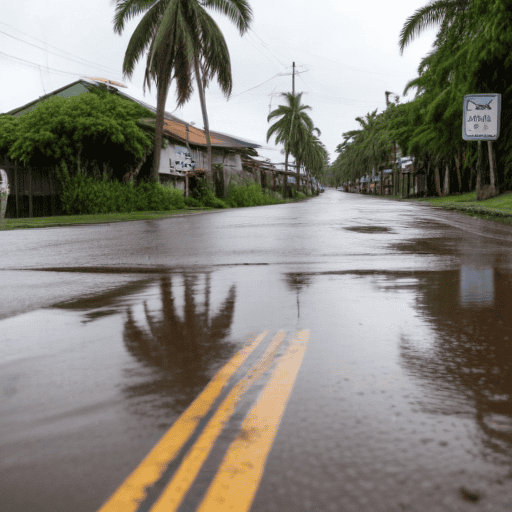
[
  {"xmin": 244, "ymin": 33, "xmax": 283, "ymax": 69},
  {"xmin": 228, "ymin": 71, "xmax": 288, "ymax": 101},
  {"xmin": 248, "ymin": 29, "xmax": 287, "ymax": 68},
  {"xmin": 0, "ymin": 50, "xmax": 94, "ymax": 79},
  {"xmin": 0, "ymin": 21, "xmax": 122, "ymax": 77}
]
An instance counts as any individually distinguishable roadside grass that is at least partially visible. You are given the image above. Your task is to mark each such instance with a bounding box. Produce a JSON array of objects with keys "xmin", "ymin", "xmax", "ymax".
[
  {"xmin": 0, "ymin": 209, "xmax": 221, "ymax": 230},
  {"xmin": 378, "ymin": 190, "xmax": 512, "ymax": 225},
  {"xmin": 0, "ymin": 193, "xmax": 315, "ymax": 231}
]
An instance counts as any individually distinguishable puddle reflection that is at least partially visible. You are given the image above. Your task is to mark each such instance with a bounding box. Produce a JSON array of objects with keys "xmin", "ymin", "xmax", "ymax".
[
  {"xmin": 122, "ymin": 273, "xmax": 237, "ymax": 414},
  {"xmin": 396, "ymin": 269, "xmax": 512, "ymax": 468},
  {"xmin": 460, "ymin": 266, "xmax": 494, "ymax": 306},
  {"xmin": 53, "ymin": 272, "xmax": 238, "ymax": 418}
]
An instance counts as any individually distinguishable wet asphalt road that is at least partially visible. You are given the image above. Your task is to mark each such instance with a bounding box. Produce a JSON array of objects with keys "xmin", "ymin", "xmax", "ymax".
[{"xmin": 1, "ymin": 189, "xmax": 512, "ymax": 512}]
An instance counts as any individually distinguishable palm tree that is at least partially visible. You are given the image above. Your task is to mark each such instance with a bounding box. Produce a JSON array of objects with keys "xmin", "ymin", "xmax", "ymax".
[
  {"xmin": 113, "ymin": 0, "xmax": 252, "ymax": 182},
  {"xmin": 295, "ymin": 129, "xmax": 325, "ymax": 192},
  {"xmin": 399, "ymin": 0, "xmax": 471, "ymax": 55},
  {"xmin": 267, "ymin": 92, "xmax": 315, "ymax": 196}
]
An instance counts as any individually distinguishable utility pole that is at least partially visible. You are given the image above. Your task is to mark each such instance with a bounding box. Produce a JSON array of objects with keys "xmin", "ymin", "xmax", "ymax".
[{"xmin": 292, "ymin": 62, "xmax": 295, "ymax": 95}]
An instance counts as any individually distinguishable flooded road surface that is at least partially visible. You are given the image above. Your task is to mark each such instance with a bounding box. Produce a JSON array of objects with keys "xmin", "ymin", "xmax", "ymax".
[{"xmin": 1, "ymin": 190, "xmax": 512, "ymax": 512}]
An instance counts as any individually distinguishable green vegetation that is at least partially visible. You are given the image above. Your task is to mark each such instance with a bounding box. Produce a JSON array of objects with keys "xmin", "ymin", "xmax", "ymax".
[
  {"xmin": 0, "ymin": 209, "xmax": 221, "ymax": 230},
  {"xmin": 328, "ymin": 0, "xmax": 512, "ymax": 199},
  {"xmin": 226, "ymin": 183, "xmax": 284, "ymax": 207},
  {"xmin": 267, "ymin": 92, "xmax": 328, "ymax": 196},
  {"xmin": 380, "ymin": 191, "xmax": 512, "ymax": 224},
  {"xmin": 1, "ymin": 180, "xmax": 314, "ymax": 230},
  {"xmin": 0, "ymin": 90, "xmax": 154, "ymax": 183},
  {"xmin": 58, "ymin": 174, "xmax": 187, "ymax": 215}
]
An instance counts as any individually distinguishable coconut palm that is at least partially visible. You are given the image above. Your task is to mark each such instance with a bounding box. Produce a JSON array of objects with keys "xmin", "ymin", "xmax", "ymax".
[
  {"xmin": 113, "ymin": 0, "xmax": 252, "ymax": 182},
  {"xmin": 295, "ymin": 129, "xmax": 325, "ymax": 192},
  {"xmin": 267, "ymin": 92, "xmax": 315, "ymax": 196},
  {"xmin": 399, "ymin": 0, "xmax": 471, "ymax": 54}
]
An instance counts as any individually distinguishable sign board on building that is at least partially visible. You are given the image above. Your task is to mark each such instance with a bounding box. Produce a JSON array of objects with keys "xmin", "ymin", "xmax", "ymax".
[{"xmin": 462, "ymin": 94, "xmax": 501, "ymax": 140}]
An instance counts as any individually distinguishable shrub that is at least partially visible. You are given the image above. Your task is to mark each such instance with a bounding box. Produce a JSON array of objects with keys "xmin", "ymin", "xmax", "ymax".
[
  {"xmin": 59, "ymin": 176, "xmax": 186, "ymax": 215},
  {"xmin": 184, "ymin": 196, "xmax": 202, "ymax": 208},
  {"xmin": 226, "ymin": 182, "xmax": 284, "ymax": 207},
  {"xmin": 190, "ymin": 178, "xmax": 228, "ymax": 208}
]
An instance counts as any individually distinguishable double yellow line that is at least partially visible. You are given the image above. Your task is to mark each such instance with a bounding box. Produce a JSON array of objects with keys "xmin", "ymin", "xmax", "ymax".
[{"xmin": 98, "ymin": 329, "xmax": 310, "ymax": 512}]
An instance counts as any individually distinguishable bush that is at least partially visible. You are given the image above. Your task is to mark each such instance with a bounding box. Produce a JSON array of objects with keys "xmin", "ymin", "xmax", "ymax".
[
  {"xmin": 59, "ymin": 175, "xmax": 186, "ymax": 215},
  {"xmin": 184, "ymin": 196, "xmax": 202, "ymax": 208},
  {"xmin": 226, "ymin": 182, "xmax": 284, "ymax": 207},
  {"xmin": 190, "ymin": 178, "xmax": 228, "ymax": 208}
]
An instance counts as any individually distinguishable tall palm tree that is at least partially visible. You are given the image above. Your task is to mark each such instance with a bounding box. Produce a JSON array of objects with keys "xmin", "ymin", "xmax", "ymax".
[
  {"xmin": 113, "ymin": 0, "xmax": 252, "ymax": 182},
  {"xmin": 267, "ymin": 92, "xmax": 315, "ymax": 196}
]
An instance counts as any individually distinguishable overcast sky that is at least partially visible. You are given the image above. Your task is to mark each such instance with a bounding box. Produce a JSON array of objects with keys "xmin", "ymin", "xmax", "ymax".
[{"xmin": 0, "ymin": 0, "xmax": 437, "ymax": 163}]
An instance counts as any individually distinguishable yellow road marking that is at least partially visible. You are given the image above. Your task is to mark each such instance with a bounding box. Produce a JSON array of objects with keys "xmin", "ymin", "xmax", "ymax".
[
  {"xmin": 97, "ymin": 331, "xmax": 269, "ymax": 512},
  {"xmin": 197, "ymin": 330, "xmax": 310, "ymax": 512},
  {"xmin": 149, "ymin": 331, "xmax": 288, "ymax": 512}
]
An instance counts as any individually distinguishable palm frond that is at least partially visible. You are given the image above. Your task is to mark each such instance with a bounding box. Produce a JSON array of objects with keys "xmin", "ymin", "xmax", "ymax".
[
  {"xmin": 399, "ymin": 1, "xmax": 453, "ymax": 54},
  {"xmin": 201, "ymin": 0, "xmax": 253, "ymax": 35},
  {"xmin": 121, "ymin": 2, "xmax": 165, "ymax": 78},
  {"xmin": 112, "ymin": 0, "xmax": 161, "ymax": 34}
]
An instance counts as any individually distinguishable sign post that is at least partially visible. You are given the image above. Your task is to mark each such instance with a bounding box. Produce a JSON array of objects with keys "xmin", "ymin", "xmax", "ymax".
[{"xmin": 463, "ymin": 94, "xmax": 501, "ymax": 199}]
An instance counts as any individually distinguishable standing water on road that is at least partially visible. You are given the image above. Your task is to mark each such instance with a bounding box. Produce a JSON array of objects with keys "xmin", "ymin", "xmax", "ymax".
[{"xmin": 0, "ymin": 190, "xmax": 511, "ymax": 511}]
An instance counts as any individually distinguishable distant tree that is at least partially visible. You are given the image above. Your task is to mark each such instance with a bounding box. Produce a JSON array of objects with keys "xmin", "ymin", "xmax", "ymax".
[
  {"xmin": 112, "ymin": 0, "xmax": 253, "ymax": 183},
  {"xmin": 267, "ymin": 92, "xmax": 315, "ymax": 195}
]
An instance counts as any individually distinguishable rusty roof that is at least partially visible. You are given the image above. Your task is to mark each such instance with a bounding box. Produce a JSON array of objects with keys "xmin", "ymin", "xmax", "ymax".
[{"xmin": 162, "ymin": 119, "xmax": 223, "ymax": 145}]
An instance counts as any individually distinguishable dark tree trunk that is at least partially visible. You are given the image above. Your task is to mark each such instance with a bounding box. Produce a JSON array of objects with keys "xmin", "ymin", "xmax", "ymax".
[
  {"xmin": 454, "ymin": 152, "xmax": 462, "ymax": 192},
  {"xmin": 194, "ymin": 59, "xmax": 213, "ymax": 186},
  {"xmin": 434, "ymin": 163, "xmax": 442, "ymax": 196}
]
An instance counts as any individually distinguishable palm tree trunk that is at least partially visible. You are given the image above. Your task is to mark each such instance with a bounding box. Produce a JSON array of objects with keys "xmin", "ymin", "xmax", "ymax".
[
  {"xmin": 152, "ymin": 81, "xmax": 168, "ymax": 183},
  {"xmin": 194, "ymin": 59, "xmax": 213, "ymax": 186},
  {"xmin": 454, "ymin": 152, "xmax": 462, "ymax": 192},
  {"xmin": 443, "ymin": 163, "xmax": 450, "ymax": 196},
  {"xmin": 434, "ymin": 164, "xmax": 442, "ymax": 196}
]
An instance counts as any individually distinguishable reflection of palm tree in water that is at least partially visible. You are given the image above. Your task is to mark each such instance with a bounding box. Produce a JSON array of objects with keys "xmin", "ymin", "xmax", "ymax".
[{"xmin": 123, "ymin": 273, "xmax": 236, "ymax": 416}]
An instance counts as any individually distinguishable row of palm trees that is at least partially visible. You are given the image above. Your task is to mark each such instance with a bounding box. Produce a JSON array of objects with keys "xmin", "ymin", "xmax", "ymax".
[
  {"xmin": 331, "ymin": 0, "xmax": 512, "ymax": 197},
  {"xmin": 113, "ymin": 0, "xmax": 252, "ymax": 183},
  {"xmin": 266, "ymin": 92, "xmax": 328, "ymax": 195}
]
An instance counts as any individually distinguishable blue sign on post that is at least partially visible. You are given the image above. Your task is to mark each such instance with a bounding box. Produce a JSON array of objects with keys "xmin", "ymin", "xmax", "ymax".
[{"xmin": 463, "ymin": 94, "xmax": 501, "ymax": 140}]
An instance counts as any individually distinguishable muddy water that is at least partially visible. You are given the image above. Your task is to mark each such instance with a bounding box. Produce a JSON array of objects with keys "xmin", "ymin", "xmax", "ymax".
[{"xmin": 1, "ymin": 190, "xmax": 511, "ymax": 511}]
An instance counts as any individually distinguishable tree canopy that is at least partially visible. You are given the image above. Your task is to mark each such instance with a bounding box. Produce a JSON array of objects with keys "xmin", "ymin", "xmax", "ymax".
[
  {"xmin": 328, "ymin": 0, "xmax": 512, "ymax": 194},
  {"xmin": 0, "ymin": 89, "xmax": 155, "ymax": 180}
]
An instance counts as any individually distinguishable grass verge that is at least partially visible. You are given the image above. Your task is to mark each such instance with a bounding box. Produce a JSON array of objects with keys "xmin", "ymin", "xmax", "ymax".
[
  {"xmin": 0, "ymin": 209, "xmax": 222, "ymax": 230},
  {"xmin": 379, "ymin": 191, "xmax": 512, "ymax": 225},
  {"xmin": 0, "ymin": 194, "xmax": 314, "ymax": 231}
]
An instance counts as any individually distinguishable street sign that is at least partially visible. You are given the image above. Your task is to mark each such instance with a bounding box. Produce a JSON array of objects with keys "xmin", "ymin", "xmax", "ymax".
[{"xmin": 463, "ymin": 94, "xmax": 501, "ymax": 140}]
